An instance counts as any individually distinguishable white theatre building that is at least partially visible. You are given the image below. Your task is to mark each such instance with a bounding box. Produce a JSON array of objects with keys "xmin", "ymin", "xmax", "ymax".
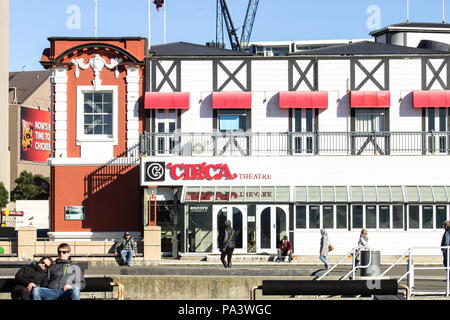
[
  {"xmin": 141, "ymin": 22, "xmax": 450, "ymax": 258},
  {"xmin": 41, "ymin": 22, "xmax": 450, "ymax": 258}
]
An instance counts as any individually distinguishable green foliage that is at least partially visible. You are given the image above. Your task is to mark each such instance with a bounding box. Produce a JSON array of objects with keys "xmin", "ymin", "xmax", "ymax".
[
  {"xmin": 11, "ymin": 171, "xmax": 50, "ymax": 201},
  {"xmin": 0, "ymin": 181, "xmax": 8, "ymax": 210}
]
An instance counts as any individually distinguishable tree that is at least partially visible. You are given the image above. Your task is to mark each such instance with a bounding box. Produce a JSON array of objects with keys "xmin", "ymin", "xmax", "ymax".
[
  {"xmin": 11, "ymin": 171, "xmax": 50, "ymax": 201},
  {"xmin": 0, "ymin": 181, "xmax": 8, "ymax": 210}
]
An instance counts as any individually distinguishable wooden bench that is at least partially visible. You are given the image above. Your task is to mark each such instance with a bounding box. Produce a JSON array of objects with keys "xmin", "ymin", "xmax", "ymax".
[
  {"xmin": 0, "ymin": 277, "xmax": 124, "ymax": 300},
  {"xmin": 250, "ymin": 280, "xmax": 410, "ymax": 300}
]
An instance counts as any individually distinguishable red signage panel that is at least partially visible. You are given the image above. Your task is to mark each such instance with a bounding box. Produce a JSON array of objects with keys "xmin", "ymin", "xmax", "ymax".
[{"xmin": 20, "ymin": 107, "xmax": 51, "ymax": 163}]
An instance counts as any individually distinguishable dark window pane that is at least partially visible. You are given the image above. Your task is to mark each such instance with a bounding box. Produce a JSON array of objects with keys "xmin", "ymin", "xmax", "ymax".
[
  {"xmin": 422, "ymin": 205, "xmax": 433, "ymax": 229},
  {"xmin": 84, "ymin": 115, "xmax": 93, "ymax": 124},
  {"xmin": 104, "ymin": 115, "xmax": 112, "ymax": 125},
  {"xmin": 437, "ymin": 206, "xmax": 447, "ymax": 229},
  {"xmin": 409, "ymin": 205, "xmax": 420, "ymax": 229},
  {"xmin": 379, "ymin": 206, "xmax": 390, "ymax": 229},
  {"xmin": 169, "ymin": 122, "xmax": 176, "ymax": 133},
  {"xmin": 336, "ymin": 205, "xmax": 347, "ymax": 229},
  {"xmin": 84, "ymin": 92, "xmax": 93, "ymax": 104},
  {"xmin": 84, "ymin": 125, "xmax": 94, "ymax": 134},
  {"xmin": 296, "ymin": 205, "xmax": 306, "ymax": 229},
  {"xmin": 158, "ymin": 123, "xmax": 165, "ymax": 133},
  {"xmin": 93, "ymin": 103, "xmax": 102, "ymax": 113},
  {"xmin": 94, "ymin": 115, "xmax": 103, "ymax": 125},
  {"xmin": 104, "ymin": 93, "xmax": 113, "ymax": 103},
  {"xmin": 323, "ymin": 206, "xmax": 334, "ymax": 229},
  {"xmin": 440, "ymin": 108, "xmax": 447, "ymax": 132},
  {"xmin": 309, "ymin": 206, "xmax": 320, "ymax": 229},
  {"xmin": 352, "ymin": 205, "xmax": 363, "ymax": 229},
  {"xmin": 393, "ymin": 205, "xmax": 404, "ymax": 229},
  {"xmin": 84, "ymin": 103, "xmax": 93, "ymax": 113},
  {"xmin": 103, "ymin": 103, "xmax": 112, "ymax": 114},
  {"xmin": 294, "ymin": 109, "xmax": 301, "ymax": 132},
  {"xmin": 366, "ymin": 205, "xmax": 376, "ymax": 229},
  {"xmin": 93, "ymin": 125, "xmax": 103, "ymax": 134},
  {"xmin": 94, "ymin": 92, "xmax": 103, "ymax": 103},
  {"xmin": 104, "ymin": 125, "xmax": 112, "ymax": 135},
  {"xmin": 428, "ymin": 108, "xmax": 435, "ymax": 132},
  {"xmin": 260, "ymin": 208, "xmax": 271, "ymax": 249},
  {"xmin": 306, "ymin": 109, "xmax": 313, "ymax": 132}
]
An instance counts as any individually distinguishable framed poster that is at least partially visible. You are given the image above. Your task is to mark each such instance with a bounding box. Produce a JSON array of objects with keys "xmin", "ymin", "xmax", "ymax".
[{"xmin": 64, "ymin": 206, "xmax": 86, "ymax": 221}]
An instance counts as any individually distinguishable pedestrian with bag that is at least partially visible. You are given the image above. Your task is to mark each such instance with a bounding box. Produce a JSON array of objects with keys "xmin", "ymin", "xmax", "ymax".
[
  {"xmin": 11, "ymin": 257, "xmax": 53, "ymax": 300},
  {"xmin": 114, "ymin": 232, "xmax": 137, "ymax": 266},
  {"xmin": 319, "ymin": 229, "xmax": 332, "ymax": 270},
  {"xmin": 220, "ymin": 220, "xmax": 235, "ymax": 268}
]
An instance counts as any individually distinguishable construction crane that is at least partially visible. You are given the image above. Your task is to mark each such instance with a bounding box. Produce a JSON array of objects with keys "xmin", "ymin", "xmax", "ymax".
[{"xmin": 215, "ymin": 0, "xmax": 260, "ymax": 52}]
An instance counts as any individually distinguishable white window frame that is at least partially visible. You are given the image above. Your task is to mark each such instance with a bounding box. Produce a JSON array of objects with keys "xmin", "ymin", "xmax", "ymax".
[{"xmin": 76, "ymin": 85, "xmax": 118, "ymax": 145}]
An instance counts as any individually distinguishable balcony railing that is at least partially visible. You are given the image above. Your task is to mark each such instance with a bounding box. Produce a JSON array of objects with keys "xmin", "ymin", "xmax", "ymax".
[{"xmin": 140, "ymin": 131, "xmax": 450, "ymax": 157}]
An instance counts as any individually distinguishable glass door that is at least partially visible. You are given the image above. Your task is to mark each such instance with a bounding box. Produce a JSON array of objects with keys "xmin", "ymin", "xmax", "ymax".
[
  {"xmin": 256, "ymin": 205, "xmax": 289, "ymax": 253},
  {"xmin": 212, "ymin": 205, "xmax": 247, "ymax": 253}
]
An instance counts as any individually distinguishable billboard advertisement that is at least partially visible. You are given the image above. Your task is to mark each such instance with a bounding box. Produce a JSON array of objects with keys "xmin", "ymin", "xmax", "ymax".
[{"xmin": 20, "ymin": 107, "xmax": 51, "ymax": 163}]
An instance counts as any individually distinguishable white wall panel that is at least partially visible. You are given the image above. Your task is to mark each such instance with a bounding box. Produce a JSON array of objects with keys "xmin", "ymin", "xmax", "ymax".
[
  {"xmin": 389, "ymin": 59, "xmax": 422, "ymax": 132},
  {"xmin": 251, "ymin": 60, "xmax": 288, "ymax": 92}
]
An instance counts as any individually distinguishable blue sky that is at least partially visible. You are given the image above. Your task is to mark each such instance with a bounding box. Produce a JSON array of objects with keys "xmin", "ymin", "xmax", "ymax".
[{"xmin": 9, "ymin": 0, "xmax": 450, "ymax": 71}]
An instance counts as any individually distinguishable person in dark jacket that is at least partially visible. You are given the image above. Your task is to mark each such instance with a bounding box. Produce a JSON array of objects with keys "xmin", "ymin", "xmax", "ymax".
[
  {"xmin": 11, "ymin": 257, "xmax": 53, "ymax": 300},
  {"xmin": 32, "ymin": 243, "xmax": 86, "ymax": 300},
  {"xmin": 441, "ymin": 221, "xmax": 450, "ymax": 267},
  {"xmin": 276, "ymin": 235, "xmax": 293, "ymax": 262},
  {"xmin": 220, "ymin": 220, "xmax": 235, "ymax": 268}
]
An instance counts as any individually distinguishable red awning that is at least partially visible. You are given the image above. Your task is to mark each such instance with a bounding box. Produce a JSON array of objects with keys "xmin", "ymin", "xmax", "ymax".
[
  {"xmin": 279, "ymin": 91, "xmax": 328, "ymax": 109},
  {"xmin": 144, "ymin": 92, "xmax": 190, "ymax": 109},
  {"xmin": 350, "ymin": 91, "xmax": 391, "ymax": 108},
  {"xmin": 413, "ymin": 90, "xmax": 450, "ymax": 108},
  {"xmin": 212, "ymin": 92, "xmax": 252, "ymax": 109}
]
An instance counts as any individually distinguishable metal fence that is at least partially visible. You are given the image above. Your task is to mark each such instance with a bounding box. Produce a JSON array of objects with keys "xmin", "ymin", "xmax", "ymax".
[{"xmin": 140, "ymin": 131, "xmax": 450, "ymax": 156}]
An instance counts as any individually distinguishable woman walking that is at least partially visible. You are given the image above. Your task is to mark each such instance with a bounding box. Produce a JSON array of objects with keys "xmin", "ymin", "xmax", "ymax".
[
  {"xmin": 319, "ymin": 229, "xmax": 330, "ymax": 269},
  {"xmin": 355, "ymin": 229, "xmax": 369, "ymax": 266},
  {"xmin": 220, "ymin": 220, "xmax": 236, "ymax": 268}
]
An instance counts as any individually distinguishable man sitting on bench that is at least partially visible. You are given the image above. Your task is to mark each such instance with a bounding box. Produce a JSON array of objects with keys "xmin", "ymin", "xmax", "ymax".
[
  {"xmin": 276, "ymin": 236, "xmax": 293, "ymax": 262},
  {"xmin": 11, "ymin": 257, "xmax": 54, "ymax": 300},
  {"xmin": 32, "ymin": 243, "xmax": 86, "ymax": 300}
]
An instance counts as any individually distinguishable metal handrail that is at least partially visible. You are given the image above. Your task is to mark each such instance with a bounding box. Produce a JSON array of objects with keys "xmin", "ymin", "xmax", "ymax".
[
  {"xmin": 316, "ymin": 247, "xmax": 356, "ymax": 280},
  {"xmin": 341, "ymin": 247, "xmax": 374, "ymax": 280},
  {"xmin": 379, "ymin": 248, "xmax": 411, "ymax": 278}
]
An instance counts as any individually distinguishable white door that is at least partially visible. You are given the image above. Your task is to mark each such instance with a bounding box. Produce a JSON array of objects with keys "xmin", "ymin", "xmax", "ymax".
[
  {"xmin": 256, "ymin": 205, "xmax": 289, "ymax": 254},
  {"xmin": 212, "ymin": 205, "xmax": 247, "ymax": 253}
]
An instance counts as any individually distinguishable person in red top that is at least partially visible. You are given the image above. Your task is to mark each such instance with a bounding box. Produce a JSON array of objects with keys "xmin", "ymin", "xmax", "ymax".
[{"xmin": 276, "ymin": 235, "xmax": 293, "ymax": 262}]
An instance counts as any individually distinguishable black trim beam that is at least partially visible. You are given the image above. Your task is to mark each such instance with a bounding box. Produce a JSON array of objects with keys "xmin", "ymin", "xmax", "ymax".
[{"xmin": 213, "ymin": 60, "xmax": 251, "ymax": 91}]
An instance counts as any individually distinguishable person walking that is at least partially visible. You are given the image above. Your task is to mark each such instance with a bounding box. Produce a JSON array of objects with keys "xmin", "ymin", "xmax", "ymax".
[
  {"xmin": 114, "ymin": 232, "xmax": 137, "ymax": 266},
  {"xmin": 220, "ymin": 220, "xmax": 235, "ymax": 268},
  {"xmin": 319, "ymin": 229, "xmax": 329, "ymax": 270},
  {"xmin": 355, "ymin": 229, "xmax": 370, "ymax": 266},
  {"xmin": 32, "ymin": 243, "xmax": 86, "ymax": 300},
  {"xmin": 276, "ymin": 235, "xmax": 293, "ymax": 262},
  {"xmin": 441, "ymin": 221, "xmax": 450, "ymax": 268},
  {"xmin": 11, "ymin": 257, "xmax": 53, "ymax": 300}
]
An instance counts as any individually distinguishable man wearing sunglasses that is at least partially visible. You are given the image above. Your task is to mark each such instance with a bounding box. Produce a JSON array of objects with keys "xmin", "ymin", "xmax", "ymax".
[
  {"xmin": 32, "ymin": 243, "xmax": 86, "ymax": 300},
  {"xmin": 11, "ymin": 257, "xmax": 53, "ymax": 300}
]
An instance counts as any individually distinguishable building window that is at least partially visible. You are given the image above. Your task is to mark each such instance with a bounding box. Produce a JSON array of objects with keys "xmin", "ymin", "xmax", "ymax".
[
  {"xmin": 352, "ymin": 205, "xmax": 363, "ymax": 229},
  {"xmin": 218, "ymin": 109, "xmax": 247, "ymax": 132},
  {"xmin": 77, "ymin": 86, "xmax": 118, "ymax": 144},
  {"xmin": 295, "ymin": 204, "xmax": 347, "ymax": 230},
  {"xmin": 292, "ymin": 108, "xmax": 316, "ymax": 154},
  {"xmin": 393, "ymin": 205, "xmax": 404, "ymax": 229},
  {"xmin": 309, "ymin": 205, "xmax": 320, "ymax": 229},
  {"xmin": 355, "ymin": 109, "xmax": 386, "ymax": 132},
  {"xmin": 426, "ymin": 108, "xmax": 448, "ymax": 153},
  {"xmin": 295, "ymin": 205, "xmax": 306, "ymax": 228},
  {"xmin": 156, "ymin": 109, "xmax": 177, "ymax": 154},
  {"xmin": 408, "ymin": 205, "xmax": 420, "ymax": 229},
  {"xmin": 83, "ymin": 92, "xmax": 113, "ymax": 135}
]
